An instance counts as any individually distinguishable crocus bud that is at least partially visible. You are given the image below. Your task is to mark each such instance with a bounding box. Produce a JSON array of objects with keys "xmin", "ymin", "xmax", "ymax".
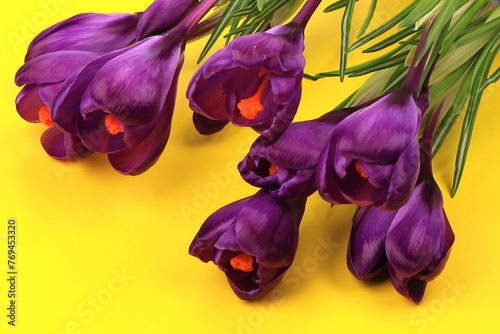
[
  {"xmin": 385, "ymin": 177, "xmax": 454, "ymax": 304},
  {"xmin": 239, "ymin": 109, "xmax": 350, "ymax": 201},
  {"xmin": 189, "ymin": 190, "xmax": 306, "ymax": 299}
]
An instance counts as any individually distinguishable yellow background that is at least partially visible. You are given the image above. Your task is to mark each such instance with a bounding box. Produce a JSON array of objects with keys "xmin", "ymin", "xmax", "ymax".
[{"xmin": 1, "ymin": 1, "xmax": 500, "ymax": 333}]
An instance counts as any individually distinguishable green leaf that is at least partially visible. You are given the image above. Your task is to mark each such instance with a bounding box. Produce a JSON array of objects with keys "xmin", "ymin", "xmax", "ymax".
[
  {"xmin": 357, "ymin": 0, "xmax": 377, "ymax": 38},
  {"xmin": 429, "ymin": 57, "xmax": 473, "ymax": 99},
  {"xmin": 226, "ymin": 0, "xmax": 251, "ymax": 44},
  {"xmin": 198, "ymin": 0, "xmax": 246, "ymax": 63},
  {"xmin": 340, "ymin": 0, "xmax": 356, "ymax": 81},
  {"xmin": 324, "ymin": 0, "xmax": 358, "ymax": 13},
  {"xmin": 451, "ymin": 33, "xmax": 500, "ymax": 196},
  {"xmin": 380, "ymin": 63, "xmax": 408, "ymax": 94},
  {"xmin": 349, "ymin": 0, "xmax": 419, "ymax": 52},
  {"xmin": 349, "ymin": 52, "xmax": 408, "ymax": 77},
  {"xmin": 304, "ymin": 45, "xmax": 407, "ymax": 80},
  {"xmin": 454, "ymin": 17, "xmax": 500, "ymax": 49},
  {"xmin": 480, "ymin": 65, "xmax": 500, "ymax": 91},
  {"xmin": 400, "ymin": 0, "xmax": 440, "ymax": 29},
  {"xmin": 363, "ymin": 25, "xmax": 418, "ymax": 53},
  {"xmin": 334, "ymin": 90, "xmax": 358, "ymax": 109},
  {"xmin": 439, "ymin": 0, "xmax": 487, "ymax": 53},
  {"xmin": 416, "ymin": 0, "xmax": 461, "ymax": 65},
  {"xmin": 257, "ymin": 0, "xmax": 265, "ymax": 11}
]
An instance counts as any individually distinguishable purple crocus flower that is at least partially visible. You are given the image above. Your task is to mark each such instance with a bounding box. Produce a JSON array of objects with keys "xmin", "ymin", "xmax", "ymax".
[
  {"xmin": 385, "ymin": 177, "xmax": 454, "ymax": 304},
  {"xmin": 189, "ymin": 190, "xmax": 306, "ymax": 300},
  {"xmin": 316, "ymin": 23, "xmax": 434, "ymax": 211},
  {"xmin": 238, "ymin": 109, "xmax": 351, "ymax": 201},
  {"xmin": 347, "ymin": 104, "xmax": 455, "ymax": 304},
  {"xmin": 186, "ymin": 0, "xmax": 321, "ymax": 140}
]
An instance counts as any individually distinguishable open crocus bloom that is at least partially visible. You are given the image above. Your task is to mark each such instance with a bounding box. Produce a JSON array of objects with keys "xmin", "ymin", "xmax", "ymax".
[
  {"xmin": 189, "ymin": 190, "xmax": 306, "ymax": 299},
  {"xmin": 239, "ymin": 109, "xmax": 350, "ymax": 201},
  {"xmin": 186, "ymin": 23, "xmax": 306, "ymax": 140}
]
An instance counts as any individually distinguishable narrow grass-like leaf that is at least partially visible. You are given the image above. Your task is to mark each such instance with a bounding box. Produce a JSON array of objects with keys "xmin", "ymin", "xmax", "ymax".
[
  {"xmin": 416, "ymin": 0, "xmax": 461, "ymax": 65},
  {"xmin": 340, "ymin": 0, "xmax": 356, "ymax": 81},
  {"xmin": 335, "ymin": 90, "xmax": 358, "ymax": 109},
  {"xmin": 349, "ymin": 52, "xmax": 408, "ymax": 77},
  {"xmin": 257, "ymin": 0, "xmax": 265, "ymax": 11},
  {"xmin": 451, "ymin": 34, "xmax": 500, "ymax": 196},
  {"xmin": 439, "ymin": 0, "xmax": 487, "ymax": 53},
  {"xmin": 420, "ymin": 19, "xmax": 452, "ymax": 94},
  {"xmin": 400, "ymin": 0, "xmax": 440, "ymax": 29},
  {"xmin": 357, "ymin": 0, "xmax": 377, "ymax": 38},
  {"xmin": 380, "ymin": 63, "xmax": 408, "ymax": 94},
  {"xmin": 480, "ymin": 65, "xmax": 500, "ymax": 91},
  {"xmin": 454, "ymin": 17, "xmax": 500, "ymax": 49},
  {"xmin": 349, "ymin": 0, "xmax": 419, "ymax": 52},
  {"xmin": 198, "ymin": 0, "xmax": 245, "ymax": 62},
  {"xmin": 304, "ymin": 45, "xmax": 407, "ymax": 80},
  {"xmin": 226, "ymin": 0, "xmax": 251, "ymax": 44},
  {"xmin": 429, "ymin": 57, "xmax": 473, "ymax": 99},
  {"xmin": 363, "ymin": 26, "xmax": 418, "ymax": 53},
  {"xmin": 324, "ymin": 0, "xmax": 358, "ymax": 13}
]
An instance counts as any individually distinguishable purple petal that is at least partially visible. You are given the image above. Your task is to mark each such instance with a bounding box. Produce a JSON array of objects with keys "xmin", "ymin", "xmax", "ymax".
[
  {"xmin": 226, "ymin": 269, "xmax": 287, "ymax": 300},
  {"xmin": 347, "ymin": 206, "xmax": 396, "ymax": 280},
  {"xmin": 192, "ymin": 112, "xmax": 229, "ymax": 135},
  {"xmin": 335, "ymin": 91, "xmax": 420, "ymax": 164},
  {"xmin": 16, "ymin": 51, "xmax": 99, "ymax": 86},
  {"xmin": 26, "ymin": 13, "xmax": 140, "ymax": 61},
  {"xmin": 40, "ymin": 127, "xmax": 93, "ymax": 160},
  {"xmin": 15, "ymin": 85, "xmax": 44, "ymax": 123},
  {"xmin": 226, "ymin": 27, "xmax": 304, "ymax": 74},
  {"xmin": 52, "ymin": 48, "xmax": 129, "ymax": 135},
  {"xmin": 387, "ymin": 262, "xmax": 427, "ymax": 304},
  {"xmin": 383, "ymin": 139, "xmax": 420, "ymax": 210},
  {"xmin": 107, "ymin": 59, "xmax": 181, "ymax": 175},
  {"xmin": 86, "ymin": 36, "xmax": 182, "ymax": 126}
]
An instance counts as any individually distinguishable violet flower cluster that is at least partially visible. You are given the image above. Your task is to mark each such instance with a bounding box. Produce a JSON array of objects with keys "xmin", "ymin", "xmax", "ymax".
[
  {"xmin": 15, "ymin": 0, "xmax": 213, "ymax": 175},
  {"xmin": 18, "ymin": 0, "xmax": 496, "ymax": 305},
  {"xmin": 189, "ymin": 16, "xmax": 454, "ymax": 303}
]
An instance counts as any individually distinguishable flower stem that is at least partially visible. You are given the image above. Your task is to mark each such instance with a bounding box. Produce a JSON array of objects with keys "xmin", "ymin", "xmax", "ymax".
[
  {"xmin": 291, "ymin": 0, "xmax": 323, "ymax": 28},
  {"xmin": 402, "ymin": 18, "xmax": 435, "ymax": 96},
  {"xmin": 180, "ymin": 0, "xmax": 220, "ymax": 33},
  {"xmin": 420, "ymin": 103, "xmax": 444, "ymax": 178}
]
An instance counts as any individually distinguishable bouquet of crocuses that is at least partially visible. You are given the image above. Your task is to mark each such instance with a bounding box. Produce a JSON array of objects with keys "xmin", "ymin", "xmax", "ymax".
[{"xmin": 14, "ymin": 0, "xmax": 500, "ymax": 304}]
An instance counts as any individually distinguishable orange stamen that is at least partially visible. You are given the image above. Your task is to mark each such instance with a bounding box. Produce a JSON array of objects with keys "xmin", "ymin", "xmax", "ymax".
[
  {"xmin": 269, "ymin": 163, "xmax": 278, "ymax": 176},
  {"xmin": 230, "ymin": 253, "xmax": 254, "ymax": 273},
  {"xmin": 237, "ymin": 73, "xmax": 270, "ymax": 120},
  {"xmin": 355, "ymin": 162, "xmax": 369, "ymax": 179},
  {"xmin": 104, "ymin": 114, "xmax": 123, "ymax": 135},
  {"xmin": 38, "ymin": 106, "xmax": 54, "ymax": 128}
]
